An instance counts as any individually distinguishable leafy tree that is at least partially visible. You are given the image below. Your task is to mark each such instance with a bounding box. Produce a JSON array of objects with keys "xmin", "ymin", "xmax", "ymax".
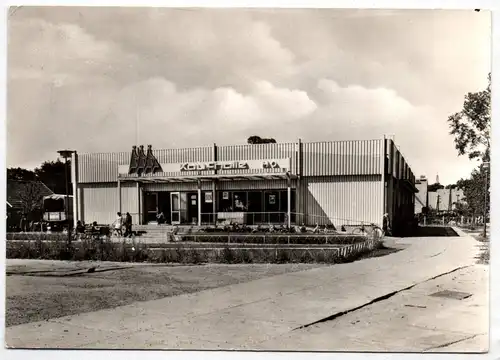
[
  {"xmin": 247, "ymin": 135, "xmax": 277, "ymax": 144},
  {"xmin": 447, "ymin": 73, "xmax": 491, "ymax": 223},
  {"xmin": 456, "ymin": 165, "xmax": 489, "ymax": 218},
  {"xmin": 448, "ymin": 73, "xmax": 491, "ymax": 162},
  {"xmin": 427, "ymin": 183, "xmax": 444, "ymax": 192},
  {"xmin": 7, "ymin": 167, "xmax": 37, "ymax": 181},
  {"xmin": 445, "ymin": 184, "xmax": 457, "ymax": 189},
  {"xmin": 34, "ymin": 160, "xmax": 72, "ymax": 195},
  {"xmin": 18, "ymin": 182, "xmax": 45, "ymax": 220}
]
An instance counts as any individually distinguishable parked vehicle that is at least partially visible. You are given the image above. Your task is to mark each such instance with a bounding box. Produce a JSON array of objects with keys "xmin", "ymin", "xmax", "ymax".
[{"xmin": 42, "ymin": 194, "xmax": 73, "ymax": 232}]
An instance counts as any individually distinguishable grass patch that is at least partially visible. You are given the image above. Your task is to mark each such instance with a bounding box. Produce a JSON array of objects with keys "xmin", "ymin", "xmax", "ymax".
[
  {"xmin": 472, "ymin": 234, "xmax": 489, "ymax": 265},
  {"xmin": 5, "ymin": 263, "xmax": 323, "ymax": 327}
]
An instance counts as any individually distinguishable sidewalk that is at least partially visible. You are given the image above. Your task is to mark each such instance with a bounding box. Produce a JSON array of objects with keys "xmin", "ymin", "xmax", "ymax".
[
  {"xmin": 256, "ymin": 264, "xmax": 488, "ymax": 352},
  {"xmin": 5, "ymin": 234, "xmax": 483, "ymax": 351}
]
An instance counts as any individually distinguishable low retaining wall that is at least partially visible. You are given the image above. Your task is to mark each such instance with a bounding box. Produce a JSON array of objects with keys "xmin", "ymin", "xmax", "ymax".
[
  {"xmin": 180, "ymin": 234, "xmax": 368, "ymax": 245},
  {"xmin": 5, "ymin": 236, "xmax": 381, "ymax": 264}
]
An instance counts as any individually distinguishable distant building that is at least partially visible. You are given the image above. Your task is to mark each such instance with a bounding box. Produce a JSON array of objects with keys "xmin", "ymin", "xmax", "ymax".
[
  {"xmin": 7, "ymin": 179, "xmax": 54, "ymax": 230},
  {"xmin": 414, "ymin": 175, "xmax": 428, "ymax": 214},
  {"xmin": 428, "ymin": 187, "xmax": 465, "ymax": 212},
  {"xmin": 414, "ymin": 174, "xmax": 466, "ymax": 214}
]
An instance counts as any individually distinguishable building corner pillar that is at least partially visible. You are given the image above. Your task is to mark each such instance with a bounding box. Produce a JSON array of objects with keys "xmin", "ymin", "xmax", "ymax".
[
  {"xmin": 118, "ymin": 179, "xmax": 122, "ymax": 214},
  {"xmin": 71, "ymin": 151, "xmax": 79, "ymax": 229},
  {"xmin": 197, "ymin": 179, "xmax": 202, "ymax": 227},
  {"xmin": 287, "ymin": 172, "xmax": 291, "ymax": 228}
]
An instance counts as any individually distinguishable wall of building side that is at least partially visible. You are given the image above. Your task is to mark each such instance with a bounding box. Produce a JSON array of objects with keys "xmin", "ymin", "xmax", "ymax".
[
  {"xmin": 79, "ymin": 183, "xmax": 139, "ymax": 225},
  {"xmin": 384, "ymin": 138, "xmax": 417, "ymax": 233},
  {"xmin": 427, "ymin": 188, "xmax": 465, "ymax": 211},
  {"xmin": 415, "ymin": 181, "xmax": 428, "ymax": 214},
  {"xmin": 301, "ymin": 175, "xmax": 383, "ymax": 227}
]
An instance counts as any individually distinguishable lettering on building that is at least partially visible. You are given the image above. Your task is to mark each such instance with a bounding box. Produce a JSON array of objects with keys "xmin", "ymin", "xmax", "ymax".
[
  {"xmin": 262, "ymin": 161, "xmax": 281, "ymax": 169},
  {"xmin": 180, "ymin": 161, "xmax": 249, "ymax": 171}
]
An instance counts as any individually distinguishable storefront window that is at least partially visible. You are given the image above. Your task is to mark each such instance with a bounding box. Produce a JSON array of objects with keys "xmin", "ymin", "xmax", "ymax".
[
  {"xmin": 214, "ymin": 190, "xmax": 296, "ymax": 224},
  {"xmin": 233, "ymin": 192, "xmax": 248, "ymax": 211},
  {"xmin": 218, "ymin": 191, "xmax": 233, "ymax": 212}
]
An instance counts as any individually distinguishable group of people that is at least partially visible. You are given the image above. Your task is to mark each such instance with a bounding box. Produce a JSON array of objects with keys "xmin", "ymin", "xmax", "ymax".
[{"xmin": 113, "ymin": 212, "xmax": 133, "ymax": 237}]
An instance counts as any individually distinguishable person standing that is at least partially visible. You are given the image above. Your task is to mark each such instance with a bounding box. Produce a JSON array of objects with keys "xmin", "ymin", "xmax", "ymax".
[
  {"xmin": 383, "ymin": 213, "xmax": 391, "ymax": 236},
  {"xmin": 124, "ymin": 212, "xmax": 133, "ymax": 238},
  {"xmin": 20, "ymin": 213, "xmax": 28, "ymax": 232}
]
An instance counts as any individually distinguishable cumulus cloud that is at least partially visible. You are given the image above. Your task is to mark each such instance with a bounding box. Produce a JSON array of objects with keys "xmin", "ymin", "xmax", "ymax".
[{"xmin": 7, "ymin": 8, "xmax": 491, "ymax": 184}]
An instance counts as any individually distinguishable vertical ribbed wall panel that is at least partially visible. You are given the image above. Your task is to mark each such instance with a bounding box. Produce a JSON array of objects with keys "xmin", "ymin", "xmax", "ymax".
[
  {"xmin": 143, "ymin": 182, "xmax": 212, "ymax": 192},
  {"xmin": 302, "ymin": 175, "xmax": 383, "ymax": 227},
  {"xmin": 217, "ymin": 143, "xmax": 297, "ymax": 175},
  {"xmin": 154, "ymin": 146, "xmax": 213, "ymax": 163},
  {"xmin": 78, "ymin": 147, "xmax": 214, "ymax": 183},
  {"xmin": 217, "ymin": 179, "xmax": 294, "ymax": 190},
  {"xmin": 78, "ymin": 140, "xmax": 416, "ymax": 187},
  {"xmin": 79, "ymin": 152, "xmax": 129, "ymax": 183},
  {"xmin": 302, "ymin": 140, "xmax": 383, "ymax": 176},
  {"xmin": 80, "ymin": 183, "xmax": 139, "ymax": 225}
]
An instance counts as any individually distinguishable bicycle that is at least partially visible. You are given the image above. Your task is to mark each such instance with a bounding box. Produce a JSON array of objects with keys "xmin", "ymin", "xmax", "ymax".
[{"xmin": 351, "ymin": 223, "xmax": 385, "ymax": 239}]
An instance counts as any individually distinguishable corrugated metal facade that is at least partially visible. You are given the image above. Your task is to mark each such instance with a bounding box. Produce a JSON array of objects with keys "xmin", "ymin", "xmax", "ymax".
[
  {"xmin": 302, "ymin": 175, "xmax": 383, "ymax": 227},
  {"xmin": 217, "ymin": 179, "xmax": 293, "ymax": 190},
  {"xmin": 78, "ymin": 147, "xmax": 214, "ymax": 183},
  {"xmin": 384, "ymin": 138, "xmax": 417, "ymax": 234},
  {"xmin": 75, "ymin": 138, "xmax": 416, "ymax": 227},
  {"xmin": 79, "ymin": 183, "xmax": 139, "ymax": 225},
  {"xmin": 302, "ymin": 140, "xmax": 383, "ymax": 176},
  {"xmin": 217, "ymin": 143, "xmax": 298, "ymax": 175},
  {"xmin": 143, "ymin": 182, "xmax": 213, "ymax": 192},
  {"xmin": 78, "ymin": 140, "xmax": 386, "ymax": 183}
]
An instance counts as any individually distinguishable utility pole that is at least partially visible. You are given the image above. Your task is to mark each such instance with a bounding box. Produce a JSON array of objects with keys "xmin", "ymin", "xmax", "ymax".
[
  {"xmin": 58, "ymin": 150, "xmax": 74, "ymax": 247},
  {"xmin": 483, "ymin": 162, "xmax": 490, "ymax": 238}
]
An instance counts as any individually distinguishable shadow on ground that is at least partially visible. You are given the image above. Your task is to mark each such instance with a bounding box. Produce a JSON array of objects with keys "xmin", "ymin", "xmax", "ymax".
[{"xmin": 401, "ymin": 226, "xmax": 458, "ymax": 238}]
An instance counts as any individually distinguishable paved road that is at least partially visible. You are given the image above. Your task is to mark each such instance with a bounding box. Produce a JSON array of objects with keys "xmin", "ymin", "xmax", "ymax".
[
  {"xmin": 257, "ymin": 264, "xmax": 488, "ymax": 352},
  {"xmin": 5, "ymin": 232, "xmax": 487, "ymax": 353}
]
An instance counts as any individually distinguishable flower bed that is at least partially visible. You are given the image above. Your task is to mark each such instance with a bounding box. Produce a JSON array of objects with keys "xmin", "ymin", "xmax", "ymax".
[
  {"xmin": 6, "ymin": 237, "xmax": 382, "ymax": 264},
  {"xmin": 7, "ymin": 232, "xmax": 70, "ymax": 241}
]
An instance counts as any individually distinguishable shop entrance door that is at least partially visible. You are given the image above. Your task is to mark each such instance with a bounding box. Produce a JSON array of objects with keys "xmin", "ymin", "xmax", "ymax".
[
  {"xmin": 145, "ymin": 192, "xmax": 158, "ymax": 224},
  {"xmin": 187, "ymin": 192, "xmax": 198, "ymax": 224},
  {"xmin": 170, "ymin": 192, "xmax": 181, "ymax": 225},
  {"xmin": 264, "ymin": 191, "xmax": 281, "ymax": 223}
]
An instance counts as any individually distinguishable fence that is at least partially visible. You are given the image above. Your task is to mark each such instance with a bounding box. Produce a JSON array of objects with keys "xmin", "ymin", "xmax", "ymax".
[
  {"xmin": 197, "ymin": 211, "xmax": 380, "ymax": 229},
  {"xmin": 420, "ymin": 215, "xmax": 488, "ymax": 227}
]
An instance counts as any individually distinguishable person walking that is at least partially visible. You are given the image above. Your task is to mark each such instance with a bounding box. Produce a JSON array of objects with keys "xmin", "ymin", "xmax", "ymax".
[
  {"xmin": 124, "ymin": 212, "xmax": 133, "ymax": 238},
  {"xmin": 113, "ymin": 212, "xmax": 123, "ymax": 237}
]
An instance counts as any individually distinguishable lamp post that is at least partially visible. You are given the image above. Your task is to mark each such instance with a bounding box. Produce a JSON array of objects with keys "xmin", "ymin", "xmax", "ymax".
[
  {"xmin": 58, "ymin": 150, "xmax": 74, "ymax": 246},
  {"xmin": 482, "ymin": 161, "xmax": 490, "ymax": 238}
]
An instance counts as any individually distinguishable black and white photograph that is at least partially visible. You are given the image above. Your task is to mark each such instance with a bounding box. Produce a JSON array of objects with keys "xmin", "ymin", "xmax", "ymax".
[{"xmin": 3, "ymin": 5, "xmax": 492, "ymax": 354}]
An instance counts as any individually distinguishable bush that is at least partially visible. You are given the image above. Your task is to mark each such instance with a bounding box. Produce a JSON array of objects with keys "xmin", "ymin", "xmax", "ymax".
[
  {"xmin": 181, "ymin": 234, "xmax": 367, "ymax": 245},
  {"xmin": 6, "ymin": 236, "xmax": 379, "ymax": 265}
]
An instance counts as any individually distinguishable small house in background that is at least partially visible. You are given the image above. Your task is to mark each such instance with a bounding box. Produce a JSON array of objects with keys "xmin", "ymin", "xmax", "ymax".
[
  {"xmin": 414, "ymin": 175, "xmax": 428, "ymax": 214},
  {"xmin": 7, "ymin": 179, "xmax": 54, "ymax": 231}
]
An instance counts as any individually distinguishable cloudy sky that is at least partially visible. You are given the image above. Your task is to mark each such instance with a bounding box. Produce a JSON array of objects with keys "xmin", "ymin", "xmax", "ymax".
[{"xmin": 7, "ymin": 7, "xmax": 490, "ymax": 184}]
